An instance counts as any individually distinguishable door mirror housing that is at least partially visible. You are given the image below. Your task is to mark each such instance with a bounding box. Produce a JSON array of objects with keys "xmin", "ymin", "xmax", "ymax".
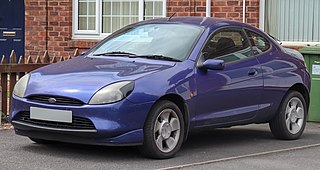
[{"xmin": 202, "ymin": 59, "xmax": 225, "ymax": 70}]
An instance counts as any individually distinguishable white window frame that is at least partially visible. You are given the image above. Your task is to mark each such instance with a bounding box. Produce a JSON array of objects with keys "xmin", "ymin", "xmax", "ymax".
[
  {"xmin": 74, "ymin": 0, "xmax": 100, "ymax": 35},
  {"xmin": 259, "ymin": 0, "xmax": 320, "ymax": 46},
  {"xmin": 72, "ymin": 0, "xmax": 166, "ymax": 39}
]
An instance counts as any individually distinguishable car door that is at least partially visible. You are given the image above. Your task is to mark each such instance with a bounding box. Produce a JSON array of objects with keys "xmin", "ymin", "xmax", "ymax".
[
  {"xmin": 194, "ymin": 27, "xmax": 263, "ymax": 127},
  {"xmin": 244, "ymin": 28, "xmax": 292, "ymax": 121}
]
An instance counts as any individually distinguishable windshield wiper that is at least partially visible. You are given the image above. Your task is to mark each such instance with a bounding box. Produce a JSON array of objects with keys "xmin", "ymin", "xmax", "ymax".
[
  {"xmin": 133, "ymin": 55, "xmax": 182, "ymax": 62},
  {"xmin": 93, "ymin": 52, "xmax": 181, "ymax": 62},
  {"xmin": 93, "ymin": 51, "xmax": 137, "ymax": 56}
]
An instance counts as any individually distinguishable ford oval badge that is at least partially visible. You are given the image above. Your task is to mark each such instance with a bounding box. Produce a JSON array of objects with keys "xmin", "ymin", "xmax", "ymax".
[{"xmin": 48, "ymin": 98, "xmax": 57, "ymax": 103}]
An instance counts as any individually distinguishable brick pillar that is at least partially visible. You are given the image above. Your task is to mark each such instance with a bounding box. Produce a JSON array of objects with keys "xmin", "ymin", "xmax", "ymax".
[
  {"xmin": 25, "ymin": 0, "xmax": 47, "ymax": 56},
  {"xmin": 211, "ymin": 0, "xmax": 260, "ymax": 27},
  {"xmin": 25, "ymin": 0, "xmax": 73, "ymax": 58}
]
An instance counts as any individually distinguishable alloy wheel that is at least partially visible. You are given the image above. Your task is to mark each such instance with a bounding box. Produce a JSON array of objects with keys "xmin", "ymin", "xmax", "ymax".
[
  {"xmin": 285, "ymin": 97, "xmax": 304, "ymax": 134},
  {"xmin": 153, "ymin": 108, "xmax": 181, "ymax": 153}
]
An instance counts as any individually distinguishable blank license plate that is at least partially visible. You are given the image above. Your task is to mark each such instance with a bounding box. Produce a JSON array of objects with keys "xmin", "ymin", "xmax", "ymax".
[{"xmin": 30, "ymin": 107, "xmax": 72, "ymax": 123}]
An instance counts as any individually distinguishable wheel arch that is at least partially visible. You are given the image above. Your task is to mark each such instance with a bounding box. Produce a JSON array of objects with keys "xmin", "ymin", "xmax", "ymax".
[{"xmin": 289, "ymin": 83, "xmax": 310, "ymax": 111}]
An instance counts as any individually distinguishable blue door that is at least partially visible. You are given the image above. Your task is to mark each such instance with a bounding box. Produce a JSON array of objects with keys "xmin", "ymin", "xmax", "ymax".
[
  {"xmin": 0, "ymin": 0, "xmax": 25, "ymax": 61},
  {"xmin": 194, "ymin": 27, "xmax": 263, "ymax": 127}
]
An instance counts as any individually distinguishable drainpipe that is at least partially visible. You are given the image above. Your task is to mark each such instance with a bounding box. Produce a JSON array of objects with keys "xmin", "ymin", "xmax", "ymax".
[
  {"xmin": 242, "ymin": 0, "xmax": 246, "ymax": 23},
  {"xmin": 46, "ymin": 0, "xmax": 48, "ymax": 51},
  {"xmin": 206, "ymin": 0, "xmax": 211, "ymax": 17},
  {"xmin": 139, "ymin": 0, "xmax": 144, "ymax": 21},
  {"xmin": 259, "ymin": 0, "xmax": 265, "ymax": 30}
]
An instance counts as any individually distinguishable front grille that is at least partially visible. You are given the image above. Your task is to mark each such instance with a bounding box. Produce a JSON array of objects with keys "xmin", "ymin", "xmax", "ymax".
[
  {"xmin": 27, "ymin": 95, "xmax": 84, "ymax": 106},
  {"xmin": 14, "ymin": 112, "xmax": 96, "ymax": 130}
]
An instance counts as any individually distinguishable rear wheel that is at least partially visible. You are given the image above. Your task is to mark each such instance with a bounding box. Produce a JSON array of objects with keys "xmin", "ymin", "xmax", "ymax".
[
  {"xmin": 140, "ymin": 100, "xmax": 185, "ymax": 159},
  {"xmin": 269, "ymin": 90, "xmax": 307, "ymax": 140}
]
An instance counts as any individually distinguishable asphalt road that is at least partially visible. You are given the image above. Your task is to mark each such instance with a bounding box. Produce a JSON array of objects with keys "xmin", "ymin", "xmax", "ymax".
[{"xmin": 1, "ymin": 123, "xmax": 320, "ymax": 170}]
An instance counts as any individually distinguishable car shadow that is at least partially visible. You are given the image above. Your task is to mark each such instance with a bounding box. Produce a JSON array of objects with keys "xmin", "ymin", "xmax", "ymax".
[
  {"xmin": 184, "ymin": 126, "xmax": 274, "ymax": 149},
  {"xmin": 21, "ymin": 126, "xmax": 274, "ymax": 161}
]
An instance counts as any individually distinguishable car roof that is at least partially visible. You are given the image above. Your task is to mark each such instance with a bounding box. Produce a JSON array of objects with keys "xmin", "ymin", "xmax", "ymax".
[
  {"xmin": 142, "ymin": 17, "xmax": 280, "ymax": 49},
  {"xmin": 140, "ymin": 17, "xmax": 282, "ymax": 58},
  {"xmin": 141, "ymin": 17, "xmax": 248, "ymax": 29}
]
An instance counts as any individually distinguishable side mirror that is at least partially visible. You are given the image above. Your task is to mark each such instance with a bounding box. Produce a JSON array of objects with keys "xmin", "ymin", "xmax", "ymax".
[{"xmin": 202, "ymin": 59, "xmax": 225, "ymax": 70}]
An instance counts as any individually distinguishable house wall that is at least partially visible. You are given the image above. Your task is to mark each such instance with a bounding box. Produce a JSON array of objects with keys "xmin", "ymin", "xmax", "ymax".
[
  {"xmin": 24, "ymin": 0, "xmax": 260, "ymax": 57},
  {"xmin": 167, "ymin": 0, "xmax": 259, "ymax": 28}
]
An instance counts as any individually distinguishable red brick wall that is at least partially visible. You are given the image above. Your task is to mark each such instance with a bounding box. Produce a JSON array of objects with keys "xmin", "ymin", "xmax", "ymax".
[
  {"xmin": 167, "ymin": 0, "xmax": 259, "ymax": 27},
  {"xmin": 167, "ymin": 0, "xmax": 207, "ymax": 17},
  {"xmin": 25, "ymin": 0, "xmax": 98, "ymax": 58},
  {"xmin": 25, "ymin": 0, "xmax": 260, "ymax": 57},
  {"xmin": 25, "ymin": 0, "xmax": 47, "ymax": 57},
  {"xmin": 211, "ymin": 0, "xmax": 259, "ymax": 27}
]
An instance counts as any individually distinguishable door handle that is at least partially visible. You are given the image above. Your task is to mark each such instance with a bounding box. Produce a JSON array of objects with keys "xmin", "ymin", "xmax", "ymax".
[
  {"xmin": 3, "ymin": 31, "xmax": 16, "ymax": 37},
  {"xmin": 248, "ymin": 68, "xmax": 258, "ymax": 76}
]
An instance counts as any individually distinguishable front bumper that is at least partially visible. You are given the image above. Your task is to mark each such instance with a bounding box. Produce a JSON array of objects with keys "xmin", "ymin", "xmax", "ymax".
[{"xmin": 10, "ymin": 95, "xmax": 154, "ymax": 146}]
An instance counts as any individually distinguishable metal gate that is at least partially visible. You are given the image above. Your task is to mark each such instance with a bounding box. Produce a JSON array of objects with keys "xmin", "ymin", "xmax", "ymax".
[{"xmin": 0, "ymin": 0, "xmax": 25, "ymax": 62}]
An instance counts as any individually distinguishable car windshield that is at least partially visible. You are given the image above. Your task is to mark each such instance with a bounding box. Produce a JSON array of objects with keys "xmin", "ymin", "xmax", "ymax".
[{"xmin": 90, "ymin": 24, "xmax": 203, "ymax": 61}]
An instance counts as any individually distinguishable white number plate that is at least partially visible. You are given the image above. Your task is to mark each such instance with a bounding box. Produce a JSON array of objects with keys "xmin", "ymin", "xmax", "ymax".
[{"xmin": 30, "ymin": 107, "xmax": 72, "ymax": 123}]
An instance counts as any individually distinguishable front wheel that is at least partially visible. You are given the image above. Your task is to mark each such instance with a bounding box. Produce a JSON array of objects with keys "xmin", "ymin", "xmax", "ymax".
[
  {"xmin": 269, "ymin": 90, "xmax": 307, "ymax": 140},
  {"xmin": 140, "ymin": 100, "xmax": 185, "ymax": 159}
]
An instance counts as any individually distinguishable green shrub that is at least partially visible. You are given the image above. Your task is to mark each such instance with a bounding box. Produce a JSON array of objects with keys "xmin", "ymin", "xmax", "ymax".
[{"xmin": 1, "ymin": 112, "xmax": 8, "ymax": 124}]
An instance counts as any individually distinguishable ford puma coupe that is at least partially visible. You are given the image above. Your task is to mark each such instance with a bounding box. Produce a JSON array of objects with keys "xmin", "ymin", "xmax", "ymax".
[{"xmin": 10, "ymin": 17, "xmax": 310, "ymax": 159}]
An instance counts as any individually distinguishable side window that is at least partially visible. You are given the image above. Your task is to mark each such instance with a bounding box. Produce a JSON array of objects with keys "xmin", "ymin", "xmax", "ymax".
[
  {"xmin": 245, "ymin": 29, "xmax": 270, "ymax": 53},
  {"xmin": 202, "ymin": 27, "xmax": 253, "ymax": 63}
]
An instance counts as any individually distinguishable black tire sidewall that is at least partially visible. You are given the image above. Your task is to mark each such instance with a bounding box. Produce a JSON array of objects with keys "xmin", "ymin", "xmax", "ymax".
[{"xmin": 271, "ymin": 91, "xmax": 307, "ymax": 139}]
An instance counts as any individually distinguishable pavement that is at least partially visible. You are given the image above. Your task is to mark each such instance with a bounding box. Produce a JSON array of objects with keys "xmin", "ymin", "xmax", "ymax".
[{"xmin": 0, "ymin": 123, "xmax": 320, "ymax": 170}]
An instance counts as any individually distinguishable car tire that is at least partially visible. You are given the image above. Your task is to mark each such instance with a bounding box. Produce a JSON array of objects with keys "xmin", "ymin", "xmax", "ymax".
[
  {"xmin": 29, "ymin": 137, "xmax": 56, "ymax": 144},
  {"xmin": 269, "ymin": 90, "xmax": 307, "ymax": 140},
  {"xmin": 140, "ymin": 100, "xmax": 185, "ymax": 159}
]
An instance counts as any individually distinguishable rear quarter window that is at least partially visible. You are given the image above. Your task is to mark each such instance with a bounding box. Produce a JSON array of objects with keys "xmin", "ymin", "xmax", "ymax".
[{"xmin": 245, "ymin": 29, "xmax": 271, "ymax": 53}]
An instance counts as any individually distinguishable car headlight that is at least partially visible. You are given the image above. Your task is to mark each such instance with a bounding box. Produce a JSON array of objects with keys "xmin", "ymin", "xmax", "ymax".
[
  {"xmin": 13, "ymin": 74, "xmax": 30, "ymax": 98},
  {"xmin": 89, "ymin": 81, "xmax": 134, "ymax": 104}
]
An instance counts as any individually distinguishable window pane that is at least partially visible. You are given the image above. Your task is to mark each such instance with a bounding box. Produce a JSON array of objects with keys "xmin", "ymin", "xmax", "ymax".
[
  {"xmin": 265, "ymin": 0, "xmax": 320, "ymax": 42},
  {"xmin": 112, "ymin": 2, "xmax": 121, "ymax": 15},
  {"xmin": 245, "ymin": 30, "xmax": 270, "ymax": 53},
  {"xmin": 78, "ymin": 17, "xmax": 87, "ymax": 30},
  {"xmin": 103, "ymin": 2, "xmax": 111, "ymax": 15},
  {"xmin": 79, "ymin": 2, "xmax": 87, "ymax": 15},
  {"xmin": 154, "ymin": 1, "xmax": 163, "ymax": 16},
  {"xmin": 144, "ymin": 0, "xmax": 163, "ymax": 19},
  {"xmin": 88, "ymin": 2, "xmax": 96, "ymax": 15},
  {"xmin": 88, "ymin": 17, "xmax": 96, "ymax": 30},
  {"xmin": 122, "ymin": 17, "xmax": 130, "ymax": 27},
  {"xmin": 78, "ymin": 0, "xmax": 96, "ymax": 31},
  {"xmin": 131, "ymin": 17, "xmax": 139, "ymax": 23},
  {"xmin": 102, "ymin": 0, "xmax": 140, "ymax": 34},
  {"xmin": 131, "ymin": 1, "xmax": 139, "ymax": 14},
  {"xmin": 112, "ymin": 17, "xmax": 121, "ymax": 32},
  {"xmin": 123, "ymin": 2, "xmax": 130, "ymax": 15},
  {"xmin": 103, "ymin": 17, "xmax": 111, "ymax": 33},
  {"xmin": 145, "ymin": 2, "xmax": 153, "ymax": 16},
  {"xmin": 202, "ymin": 28, "xmax": 253, "ymax": 63}
]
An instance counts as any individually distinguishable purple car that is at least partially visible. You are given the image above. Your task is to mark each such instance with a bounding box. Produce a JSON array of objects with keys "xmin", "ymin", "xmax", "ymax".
[{"xmin": 10, "ymin": 17, "xmax": 310, "ymax": 159}]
